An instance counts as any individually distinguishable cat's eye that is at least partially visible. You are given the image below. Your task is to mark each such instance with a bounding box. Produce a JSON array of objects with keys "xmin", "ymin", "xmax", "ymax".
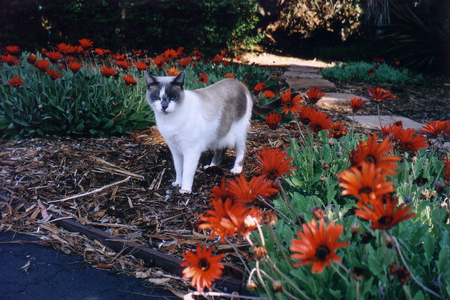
[
  {"xmin": 152, "ymin": 95, "xmax": 160, "ymax": 101},
  {"xmin": 170, "ymin": 96, "xmax": 176, "ymax": 100}
]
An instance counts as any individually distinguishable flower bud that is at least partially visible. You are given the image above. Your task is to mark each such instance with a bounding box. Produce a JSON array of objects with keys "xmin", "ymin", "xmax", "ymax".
[
  {"xmin": 322, "ymin": 163, "xmax": 329, "ymax": 169},
  {"xmin": 352, "ymin": 267, "xmax": 364, "ymax": 281},
  {"xmin": 253, "ymin": 247, "xmax": 268, "ymax": 260},
  {"xmin": 435, "ymin": 181, "xmax": 445, "ymax": 194},
  {"xmin": 262, "ymin": 211, "xmax": 277, "ymax": 227},
  {"xmin": 311, "ymin": 207, "xmax": 327, "ymax": 221},
  {"xmin": 247, "ymin": 280, "xmax": 258, "ymax": 291},
  {"xmin": 273, "ymin": 280, "xmax": 283, "ymax": 293}
]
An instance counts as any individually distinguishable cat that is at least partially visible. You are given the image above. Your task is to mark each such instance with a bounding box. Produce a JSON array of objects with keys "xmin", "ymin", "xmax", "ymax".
[{"xmin": 144, "ymin": 71, "xmax": 284, "ymax": 193}]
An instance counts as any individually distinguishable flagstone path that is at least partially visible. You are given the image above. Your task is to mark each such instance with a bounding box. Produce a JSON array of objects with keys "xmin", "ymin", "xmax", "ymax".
[{"xmin": 281, "ymin": 62, "xmax": 450, "ymax": 153}]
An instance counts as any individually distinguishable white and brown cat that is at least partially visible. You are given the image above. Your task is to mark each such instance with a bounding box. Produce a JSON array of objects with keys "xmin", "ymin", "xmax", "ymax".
[{"xmin": 145, "ymin": 71, "xmax": 284, "ymax": 193}]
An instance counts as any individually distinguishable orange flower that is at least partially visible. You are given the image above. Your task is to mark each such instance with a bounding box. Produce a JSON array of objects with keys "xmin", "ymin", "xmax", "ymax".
[
  {"xmin": 327, "ymin": 122, "xmax": 348, "ymax": 139},
  {"xmin": 338, "ymin": 162, "xmax": 395, "ymax": 204},
  {"xmin": 308, "ymin": 110, "xmax": 333, "ymax": 133},
  {"xmin": 238, "ymin": 207, "xmax": 263, "ymax": 238},
  {"xmin": 166, "ymin": 66, "xmax": 180, "ymax": 76},
  {"xmin": 210, "ymin": 178, "xmax": 234, "ymax": 201},
  {"xmin": 254, "ymin": 82, "xmax": 267, "ymax": 92},
  {"xmin": 393, "ymin": 128, "xmax": 428, "ymax": 152},
  {"xmin": 46, "ymin": 69, "xmax": 61, "ymax": 80},
  {"xmin": 176, "ymin": 47, "xmax": 184, "ymax": 56},
  {"xmin": 27, "ymin": 55, "xmax": 38, "ymax": 64},
  {"xmin": 281, "ymin": 90, "xmax": 303, "ymax": 115},
  {"xmin": 164, "ymin": 49, "xmax": 178, "ymax": 59},
  {"xmin": 355, "ymin": 196, "xmax": 416, "ymax": 230},
  {"xmin": 1, "ymin": 54, "xmax": 19, "ymax": 66},
  {"xmin": 420, "ymin": 120, "xmax": 448, "ymax": 138},
  {"xmin": 443, "ymin": 156, "xmax": 450, "ymax": 185},
  {"xmin": 223, "ymin": 60, "xmax": 230, "ymax": 67},
  {"xmin": 263, "ymin": 90, "xmax": 275, "ymax": 98},
  {"xmin": 79, "ymin": 38, "xmax": 93, "ymax": 49},
  {"xmin": 5, "ymin": 45, "xmax": 20, "ymax": 55},
  {"xmin": 349, "ymin": 132, "xmax": 401, "ymax": 175},
  {"xmin": 35, "ymin": 59, "xmax": 51, "ymax": 72},
  {"xmin": 211, "ymin": 55, "xmax": 223, "ymax": 64},
  {"xmin": 290, "ymin": 218, "xmax": 350, "ymax": 274},
  {"xmin": 235, "ymin": 55, "xmax": 241, "ymax": 60},
  {"xmin": 367, "ymin": 87, "xmax": 397, "ymax": 102},
  {"xmin": 228, "ymin": 175, "xmax": 279, "ymax": 204},
  {"xmin": 122, "ymin": 75, "xmax": 137, "ymax": 86},
  {"xmin": 100, "ymin": 66, "xmax": 116, "ymax": 78},
  {"xmin": 198, "ymin": 197, "xmax": 247, "ymax": 243},
  {"xmin": 306, "ymin": 87, "xmax": 326, "ymax": 104},
  {"xmin": 181, "ymin": 244, "xmax": 224, "ymax": 292},
  {"xmin": 55, "ymin": 43, "xmax": 72, "ymax": 55},
  {"xmin": 199, "ymin": 73, "xmax": 209, "ymax": 83},
  {"xmin": 179, "ymin": 57, "xmax": 192, "ymax": 67},
  {"xmin": 298, "ymin": 106, "xmax": 315, "ymax": 125},
  {"xmin": 380, "ymin": 124, "xmax": 401, "ymax": 139},
  {"xmin": 116, "ymin": 60, "xmax": 132, "ymax": 69},
  {"xmin": 67, "ymin": 62, "xmax": 82, "ymax": 73},
  {"xmin": 367, "ymin": 69, "xmax": 375, "ymax": 76},
  {"xmin": 225, "ymin": 73, "xmax": 235, "ymax": 78},
  {"xmin": 192, "ymin": 50, "xmax": 202, "ymax": 56},
  {"xmin": 254, "ymin": 148, "xmax": 295, "ymax": 179},
  {"xmin": 264, "ymin": 112, "xmax": 282, "ymax": 130},
  {"xmin": 349, "ymin": 97, "xmax": 367, "ymax": 113},
  {"xmin": 7, "ymin": 76, "xmax": 25, "ymax": 88},
  {"xmin": 153, "ymin": 55, "xmax": 166, "ymax": 69},
  {"xmin": 388, "ymin": 263, "xmax": 410, "ymax": 285},
  {"xmin": 134, "ymin": 62, "xmax": 147, "ymax": 71},
  {"xmin": 45, "ymin": 51, "xmax": 62, "ymax": 63}
]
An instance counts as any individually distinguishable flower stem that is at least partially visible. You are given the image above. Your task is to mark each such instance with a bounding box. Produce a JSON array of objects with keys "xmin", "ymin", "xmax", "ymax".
[
  {"xmin": 331, "ymin": 262, "xmax": 350, "ymax": 287},
  {"xmin": 225, "ymin": 237, "xmax": 251, "ymax": 275},
  {"xmin": 377, "ymin": 103, "xmax": 382, "ymax": 128},
  {"xmin": 403, "ymin": 285, "xmax": 413, "ymax": 300}
]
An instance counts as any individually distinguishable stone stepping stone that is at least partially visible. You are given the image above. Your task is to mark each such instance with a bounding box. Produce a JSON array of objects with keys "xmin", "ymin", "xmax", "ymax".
[
  {"xmin": 316, "ymin": 93, "xmax": 369, "ymax": 108},
  {"xmin": 347, "ymin": 115, "xmax": 424, "ymax": 131},
  {"xmin": 287, "ymin": 78, "xmax": 336, "ymax": 91},
  {"xmin": 283, "ymin": 71, "xmax": 323, "ymax": 79}
]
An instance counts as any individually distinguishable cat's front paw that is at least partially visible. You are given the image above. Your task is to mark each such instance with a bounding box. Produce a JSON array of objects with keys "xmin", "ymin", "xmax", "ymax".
[
  {"xmin": 179, "ymin": 188, "xmax": 192, "ymax": 194},
  {"xmin": 172, "ymin": 181, "xmax": 181, "ymax": 187},
  {"xmin": 230, "ymin": 166, "xmax": 243, "ymax": 174}
]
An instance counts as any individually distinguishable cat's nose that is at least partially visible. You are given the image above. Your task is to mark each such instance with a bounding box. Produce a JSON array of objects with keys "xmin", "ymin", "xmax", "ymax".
[{"xmin": 161, "ymin": 101, "xmax": 169, "ymax": 111}]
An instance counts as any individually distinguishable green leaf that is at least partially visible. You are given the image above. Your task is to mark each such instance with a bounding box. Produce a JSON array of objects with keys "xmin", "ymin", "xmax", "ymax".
[
  {"xmin": 423, "ymin": 234, "xmax": 434, "ymax": 260},
  {"xmin": 413, "ymin": 290, "xmax": 425, "ymax": 300},
  {"xmin": 438, "ymin": 246, "xmax": 449, "ymax": 274}
]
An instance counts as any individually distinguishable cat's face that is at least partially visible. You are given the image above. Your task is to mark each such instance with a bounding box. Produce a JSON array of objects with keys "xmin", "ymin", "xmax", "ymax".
[{"xmin": 145, "ymin": 72, "xmax": 185, "ymax": 114}]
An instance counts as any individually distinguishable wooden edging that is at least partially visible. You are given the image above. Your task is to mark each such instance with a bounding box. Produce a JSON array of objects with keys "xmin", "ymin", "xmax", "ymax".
[{"xmin": 54, "ymin": 218, "xmax": 250, "ymax": 295}]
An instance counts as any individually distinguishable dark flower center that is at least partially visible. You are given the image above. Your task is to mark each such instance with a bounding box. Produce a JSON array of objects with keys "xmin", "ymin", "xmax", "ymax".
[
  {"xmin": 198, "ymin": 258, "xmax": 210, "ymax": 271},
  {"xmin": 378, "ymin": 216, "xmax": 393, "ymax": 226},
  {"xmin": 286, "ymin": 101, "xmax": 293, "ymax": 108},
  {"xmin": 315, "ymin": 245, "xmax": 330, "ymax": 261},
  {"xmin": 364, "ymin": 155, "xmax": 376, "ymax": 164},
  {"xmin": 359, "ymin": 187, "xmax": 373, "ymax": 195}
]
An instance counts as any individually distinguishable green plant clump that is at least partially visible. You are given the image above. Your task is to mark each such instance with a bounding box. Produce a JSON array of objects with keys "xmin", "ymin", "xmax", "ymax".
[{"xmin": 322, "ymin": 61, "xmax": 414, "ymax": 84}]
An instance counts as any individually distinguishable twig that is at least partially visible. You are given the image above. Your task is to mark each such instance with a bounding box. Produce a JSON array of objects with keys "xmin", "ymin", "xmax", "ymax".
[
  {"xmin": 48, "ymin": 176, "xmax": 131, "ymax": 203},
  {"xmin": 183, "ymin": 291, "xmax": 267, "ymax": 300}
]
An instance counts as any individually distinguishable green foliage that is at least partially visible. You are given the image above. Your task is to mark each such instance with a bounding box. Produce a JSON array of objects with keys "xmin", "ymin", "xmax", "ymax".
[
  {"xmin": 1, "ymin": 0, "xmax": 262, "ymax": 55},
  {"xmin": 0, "ymin": 49, "xmax": 273, "ymax": 139},
  {"xmin": 321, "ymin": 61, "xmax": 418, "ymax": 84},
  {"xmin": 250, "ymin": 129, "xmax": 450, "ymax": 299}
]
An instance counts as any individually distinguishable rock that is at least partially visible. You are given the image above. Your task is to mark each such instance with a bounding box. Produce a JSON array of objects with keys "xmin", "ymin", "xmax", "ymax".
[
  {"xmin": 316, "ymin": 93, "xmax": 370, "ymax": 108},
  {"xmin": 347, "ymin": 115, "xmax": 424, "ymax": 131},
  {"xmin": 287, "ymin": 78, "xmax": 336, "ymax": 91},
  {"xmin": 282, "ymin": 71, "xmax": 323, "ymax": 79}
]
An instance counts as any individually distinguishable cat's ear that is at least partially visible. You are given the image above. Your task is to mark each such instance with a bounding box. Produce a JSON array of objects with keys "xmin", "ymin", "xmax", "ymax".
[
  {"xmin": 172, "ymin": 72, "xmax": 185, "ymax": 87},
  {"xmin": 144, "ymin": 71, "xmax": 158, "ymax": 85}
]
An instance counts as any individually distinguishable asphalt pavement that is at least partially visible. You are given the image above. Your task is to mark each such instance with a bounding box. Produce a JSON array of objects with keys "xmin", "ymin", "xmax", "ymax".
[{"xmin": 0, "ymin": 231, "xmax": 177, "ymax": 300}]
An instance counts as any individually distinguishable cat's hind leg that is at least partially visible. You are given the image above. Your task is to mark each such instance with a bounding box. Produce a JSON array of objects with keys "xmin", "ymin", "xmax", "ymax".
[
  {"xmin": 168, "ymin": 145, "xmax": 183, "ymax": 187},
  {"xmin": 204, "ymin": 148, "xmax": 227, "ymax": 169},
  {"xmin": 230, "ymin": 136, "xmax": 246, "ymax": 174}
]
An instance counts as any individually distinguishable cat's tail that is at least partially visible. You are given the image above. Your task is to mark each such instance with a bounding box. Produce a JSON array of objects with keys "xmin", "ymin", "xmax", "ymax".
[{"xmin": 252, "ymin": 90, "xmax": 302, "ymax": 116}]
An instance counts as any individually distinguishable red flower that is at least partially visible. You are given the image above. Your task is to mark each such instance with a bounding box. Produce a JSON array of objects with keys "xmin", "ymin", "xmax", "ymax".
[
  {"xmin": 134, "ymin": 62, "xmax": 147, "ymax": 71},
  {"xmin": 116, "ymin": 60, "xmax": 132, "ymax": 69},
  {"xmin": 27, "ymin": 55, "xmax": 38, "ymax": 64},
  {"xmin": 79, "ymin": 38, "xmax": 93, "ymax": 49},
  {"xmin": 210, "ymin": 178, "xmax": 234, "ymax": 201},
  {"xmin": 176, "ymin": 47, "xmax": 184, "ymax": 57},
  {"xmin": 179, "ymin": 57, "xmax": 192, "ymax": 67},
  {"xmin": 263, "ymin": 90, "xmax": 275, "ymax": 98},
  {"xmin": 228, "ymin": 175, "xmax": 279, "ymax": 204},
  {"xmin": 45, "ymin": 51, "xmax": 62, "ymax": 63},
  {"xmin": 338, "ymin": 161, "xmax": 395, "ymax": 204},
  {"xmin": 306, "ymin": 87, "xmax": 326, "ymax": 104},
  {"xmin": 1, "ymin": 54, "xmax": 19, "ymax": 66},
  {"xmin": 94, "ymin": 48, "xmax": 105, "ymax": 56},
  {"xmin": 327, "ymin": 122, "xmax": 348, "ymax": 139},
  {"xmin": 55, "ymin": 43, "xmax": 73, "ymax": 55},
  {"xmin": 5, "ymin": 45, "xmax": 20, "ymax": 56},
  {"xmin": 281, "ymin": 90, "xmax": 303, "ymax": 115},
  {"xmin": 381, "ymin": 124, "xmax": 401, "ymax": 139},
  {"xmin": 164, "ymin": 49, "xmax": 178, "ymax": 59},
  {"xmin": 264, "ymin": 112, "xmax": 282, "ymax": 130},
  {"xmin": 374, "ymin": 64, "xmax": 380, "ymax": 69},
  {"xmin": 308, "ymin": 110, "xmax": 333, "ymax": 133},
  {"xmin": 192, "ymin": 50, "xmax": 202, "ymax": 57},
  {"xmin": 349, "ymin": 97, "xmax": 367, "ymax": 113},
  {"xmin": 290, "ymin": 218, "xmax": 350, "ymax": 274},
  {"xmin": 225, "ymin": 73, "xmax": 235, "ymax": 78},
  {"xmin": 166, "ymin": 66, "xmax": 180, "ymax": 76},
  {"xmin": 254, "ymin": 82, "xmax": 267, "ymax": 92},
  {"xmin": 235, "ymin": 55, "xmax": 241, "ymax": 60},
  {"xmin": 393, "ymin": 128, "xmax": 428, "ymax": 152},
  {"xmin": 7, "ymin": 76, "xmax": 25, "ymax": 88},
  {"xmin": 355, "ymin": 196, "xmax": 416, "ymax": 230},
  {"xmin": 181, "ymin": 244, "xmax": 224, "ymax": 292},
  {"xmin": 298, "ymin": 106, "xmax": 315, "ymax": 126},
  {"xmin": 67, "ymin": 62, "xmax": 82, "ymax": 73},
  {"xmin": 199, "ymin": 73, "xmax": 209, "ymax": 83},
  {"xmin": 100, "ymin": 66, "xmax": 116, "ymax": 78},
  {"xmin": 211, "ymin": 55, "xmax": 223, "ymax": 64},
  {"xmin": 367, "ymin": 69, "xmax": 375, "ymax": 76},
  {"xmin": 122, "ymin": 75, "xmax": 137, "ymax": 86},
  {"xmin": 46, "ymin": 69, "xmax": 62, "ymax": 80},
  {"xmin": 254, "ymin": 148, "xmax": 295, "ymax": 179},
  {"xmin": 153, "ymin": 55, "xmax": 166, "ymax": 69},
  {"xmin": 367, "ymin": 87, "xmax": 397, "ymax": 102},
  {"xmin": 35, "ymin": 59, "xmax": 51, "ymax": 72},
  {"xmin": 420, "ymin": 121, "xmax": 448, "ymax": 138}
]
